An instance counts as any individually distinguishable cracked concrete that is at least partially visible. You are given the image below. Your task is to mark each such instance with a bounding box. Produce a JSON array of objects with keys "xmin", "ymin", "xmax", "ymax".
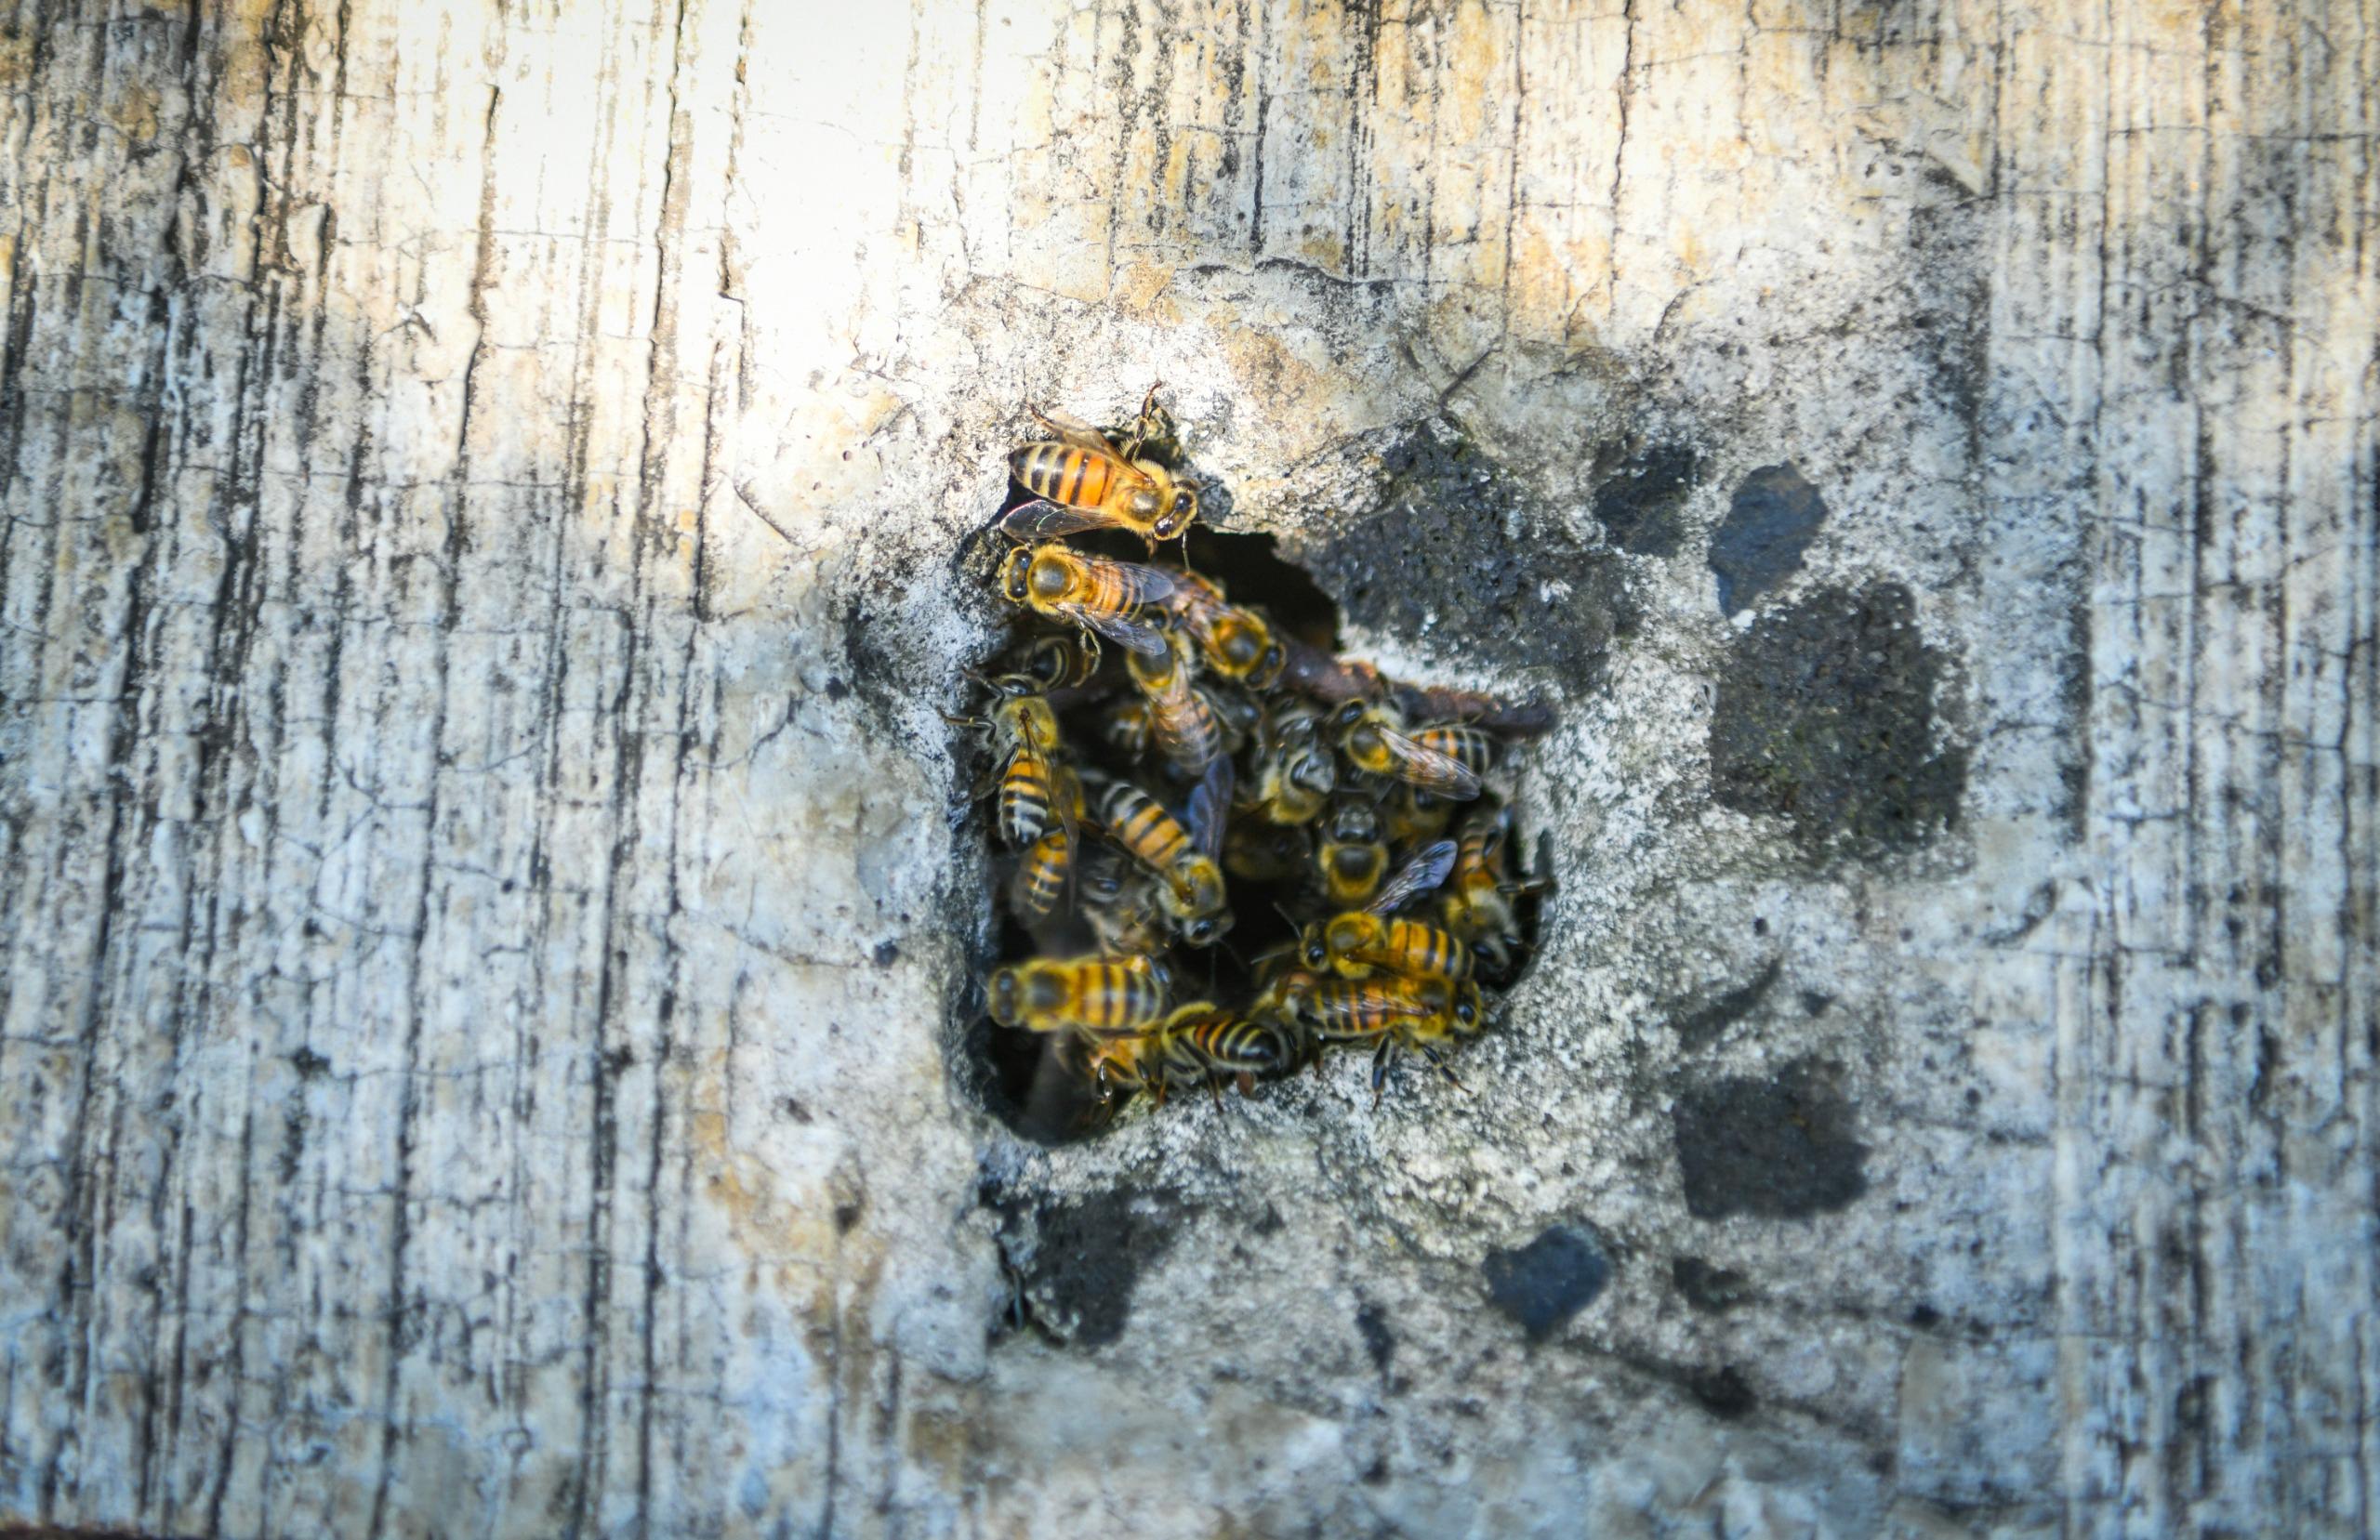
[{"xmin": 1, "ymin": 1, "xmax": 2373, "ymax": 1536}]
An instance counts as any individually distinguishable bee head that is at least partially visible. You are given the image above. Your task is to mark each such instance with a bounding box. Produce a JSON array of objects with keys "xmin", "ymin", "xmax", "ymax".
[
  {"xmin": 985, "ymin": 967, "xmax": 1023, "ymax": 1026},
  {"xmin": 1153, "ymin": 483, "xmax": 1197, "ymax": 539},
  {"xmin": 1178, "ymin": 908, "xmax": 1233, "ymax": 948},
  {"xmin": 1326, "ymin": 797, "xmax": 1380, "ymax": 843},
  {"xmin": 999, "ymin": 546, "xmax": 1035, "ymax": 603},
  {"xmin": 1450, "ymin": 983, "xmax": 1484, "ymax": 1033},
  {"xmin": 1299, "ymin": 925, "xmax": 1330, "ymax": 970},
  {"xmin": 1329, "ymin": 700, "xmax": 1370, "ymax": 736},
  {"xmin": 1289, "ymin": 750, "xmax": 1337, "ymax": 798}
]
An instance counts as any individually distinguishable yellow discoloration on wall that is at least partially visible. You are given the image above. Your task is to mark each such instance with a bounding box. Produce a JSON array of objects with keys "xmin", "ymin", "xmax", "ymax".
[
  {"xmin": 104, "ymin": 84, "xmax": 161, "ymax": 142},
  {"xmin": 1112, "ymin": 258, "xmax": 1175, "ymax": 315}
]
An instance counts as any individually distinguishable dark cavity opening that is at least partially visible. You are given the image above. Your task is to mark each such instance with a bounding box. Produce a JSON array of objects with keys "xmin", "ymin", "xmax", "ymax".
[{"xmin": 956, "ymin": 482, "xmax": 1547, "ymax": 1146}]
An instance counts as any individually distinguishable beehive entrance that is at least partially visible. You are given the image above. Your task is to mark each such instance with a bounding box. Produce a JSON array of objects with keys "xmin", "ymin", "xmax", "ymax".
[
  {"xmin": 965, "ymin": 526, "xmax": 1349, "ymax": 1145},
  {"xmin": 957, "ymin": 412, "xmax": 1550, "ymax": 1148}
]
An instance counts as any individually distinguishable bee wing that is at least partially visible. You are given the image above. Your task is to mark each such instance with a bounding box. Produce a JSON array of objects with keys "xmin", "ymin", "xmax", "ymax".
[
  {"xmin": 1060, "ymin": 603, "xmax": 1172, "ymax": 659},
  {"xmin": 1187, "ymin": 756, "xmax": 1233, "ymax": 862},
  {"xmin": 1368, "ymin": 838, "xmax": 1458, "ymax": 914},
  {"xmin": 1001, "ymin": 500, "xmax": 1132, "ymax": 541},
  {"xmin": 1372, "ymin": 723, "xmax": 1485, "ymax": 799},
  {"xmin": 1032, "ymin": 406, "xmax": 1118, "ymax": 454},
  {"xmin": 1082, "ymin": 555, "xmax": 1179, "ymax": 607}
]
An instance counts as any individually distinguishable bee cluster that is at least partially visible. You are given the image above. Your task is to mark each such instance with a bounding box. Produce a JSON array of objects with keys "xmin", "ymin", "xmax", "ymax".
[{"xmin": 952, "ymin": 389, "xmax": 1550, "ymax": 1138}]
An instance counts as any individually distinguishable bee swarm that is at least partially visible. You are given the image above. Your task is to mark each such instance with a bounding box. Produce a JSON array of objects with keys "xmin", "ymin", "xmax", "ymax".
[{"xmin": 956, "ymin": 393, "xmax": 1551, "ymax": 1141}]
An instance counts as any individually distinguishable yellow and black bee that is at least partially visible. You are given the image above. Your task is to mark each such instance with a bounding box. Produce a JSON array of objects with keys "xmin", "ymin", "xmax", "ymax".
[{"xmin": 1002, "ymin": 392, "xmax": 1200, "ymax": 548}]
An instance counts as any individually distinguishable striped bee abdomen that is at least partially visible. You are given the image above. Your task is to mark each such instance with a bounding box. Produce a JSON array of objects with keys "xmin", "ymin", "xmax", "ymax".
[
  {"xmin": 1099, "ymin": 782, "xmax": 1192, "ymax": 873},
  {"xmin": 1013, "ymin": 826, "xmax": 1073, "ymax": 925},
  {"xmin": 1012, "ymin": 442, "xmax": 1117, "ymax": 508},
  {"xmin": 998, "ymin": 753, "xmax": 1054, "ymax": 848}
]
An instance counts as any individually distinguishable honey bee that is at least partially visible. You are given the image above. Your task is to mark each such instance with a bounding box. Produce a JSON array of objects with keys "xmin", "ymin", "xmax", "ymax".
[
  {"xmin": 1314, "ymin": 796, "xmax": 1389, "ymax": 908},
  {"xmin": 1177, "ymin": 1008, "xmax": 1301, "ymax": 1090},
  {"xmin": 1010, "ymin": 764, "xmax": 1085, "ymax": 927},
  {"xmin": 1276, "ymin": 634, "xmax": 1387, "ymax": 705},
  {"xmin": 1298, "ymin": 839, "xmax": 1465, "ymax": 981},
  {"xmin": 1302, "ymin": 909, "xmax": 1470, "ymax": 984},
  {"xmin": 1013, "ymin": 631, "xmax": 1103, "ymax": 691},
  {"xmin": 1391, "ymin": 683, "xmax": 1555, "ymax": 737},
  {"xmin": 986, "ymin": 952, "xmax": 1170, "ymax": 1038},
  {"xmin": 1330, "ymin": 702, "xmax": 1490, "ymax": 800},
  {"xmin": 1077, "ymin": 848, "xmax": 1172, "ymax": 955},
  {"xmin": 1124, "ymin": 629, "xmax": 1223, "ymax": 775},
  {"xmin": 1002, "ymin": 396, "xmax": 1201, "ymax": 548},
  {"xmin": 946, "ymin": 678, "xmax": 1069, "ymax": 849},
  {"xmin": 1091, "ymin": 760, "xmax": 1233, "ymax": 940},
  {"xmin": 1162, "ymin": 571, "xmax": 1287, "ymax": 690},
  {"xmin": 999, "ymin": 543, "xmax": 1178, "ymax": 658},
  {"xmin": 1302, "ymin": 973, "xmax": 1485, "ymax": 1103},
  {"xmin": 1245, "ymin": 702, "xmax": 1338, "ymax": 825},
  {"xmin": 1276, "ymin": 634, "xmax": 1554, "ymax": 736},
  {"xmin": 1440, "ymin": 804, "xmax": 1551, "ymax": 978},
  {"xmin": 1083, "ymin": 1005, "xmax": 1297, "ymax": 1106}
]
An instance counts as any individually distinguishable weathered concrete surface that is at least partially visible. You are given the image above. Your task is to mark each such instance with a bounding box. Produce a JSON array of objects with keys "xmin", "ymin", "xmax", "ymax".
[{"xmin": 1, "ymin": 1, "xmax": 2373, "ymax": 1535}]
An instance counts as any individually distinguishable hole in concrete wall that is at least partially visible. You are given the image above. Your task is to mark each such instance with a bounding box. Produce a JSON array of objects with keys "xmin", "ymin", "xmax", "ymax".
[{"xmin": 956, "ymin": 445, "xmax": 1554, "ymax": 1147}]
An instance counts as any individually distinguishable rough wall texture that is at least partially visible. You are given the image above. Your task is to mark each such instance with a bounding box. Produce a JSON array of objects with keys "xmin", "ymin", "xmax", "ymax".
[{"xmin": 1, "ymin": 0, "xmax": 2373, "ymax": 1535}]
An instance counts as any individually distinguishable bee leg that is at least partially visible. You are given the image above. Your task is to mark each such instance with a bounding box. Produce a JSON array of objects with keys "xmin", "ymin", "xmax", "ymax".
[
  {"xmin": 1236, "ymin": 1070, "xmax": 1257, "ymax": 1099},
  {"xmin": 1205, "ymin": 1075, "xmax": 1223, "ymax": 1110},
  {"xmin": 1115, "ymin": 381, "xmax": 1164, "ymax": 459},
  {"xmin": 1418, "ymin": 1043, "xmax": 1465, "ymax": 1091},
  {"xmin": 1369, "ymin": 1040, "xmax": 1396, "ymax": 1110}
]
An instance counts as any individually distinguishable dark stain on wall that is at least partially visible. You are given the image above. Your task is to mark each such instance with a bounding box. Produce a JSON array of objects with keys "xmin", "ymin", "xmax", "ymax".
[{"xmin": 1708, "ymin": 581, "xmax": 1966, "ymax": 855}]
